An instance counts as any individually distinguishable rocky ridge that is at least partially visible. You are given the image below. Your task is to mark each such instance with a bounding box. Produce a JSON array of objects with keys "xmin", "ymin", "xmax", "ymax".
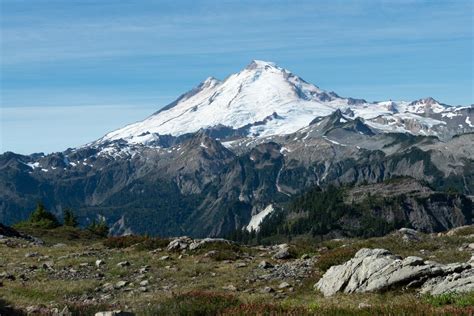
[{"xmin": 316, "ymin": 248, "xmax": 474, "ymax": 296}]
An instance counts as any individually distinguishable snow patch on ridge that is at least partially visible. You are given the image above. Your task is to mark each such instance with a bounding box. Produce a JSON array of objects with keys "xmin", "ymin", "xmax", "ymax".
[
  {"xmin": 26, "ymin": 162, "xmax": 40, "ymax": 169},
  {"xmin": 466, "ymin": 116, "xmax": 473, "ymax": 128},
  {"xmin": 246, "ymin": 205, "xmax": 274, "ymax": 232}
]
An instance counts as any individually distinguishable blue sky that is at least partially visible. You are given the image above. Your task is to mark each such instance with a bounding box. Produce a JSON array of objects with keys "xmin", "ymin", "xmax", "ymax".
[{"xmin": 1, "ymin": 0, "xmax": 473, "ymax": 154}]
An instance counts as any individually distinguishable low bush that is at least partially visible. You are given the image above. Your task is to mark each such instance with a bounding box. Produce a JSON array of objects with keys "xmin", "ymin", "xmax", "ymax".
[
  {"xmin": 315, "ymin": 246, "xmax": 359, "ymax": 272},
  {"xmin": 15, "ymin": 203, "xmax": 60, "ymax": 229},
  {"xmin": 191, "ymin": 241, "xmax": 244, "ymax": 261},
  {"xmin": 145, "ymin": 291, "xmax": 240, "ymax": 315},
  {"xmin": 424, "ymin": 292, "xmax": 474, "ymax": 308},
  {"xmin": 103, "ymin": 235, "xmax": 169, "ymax": 250},
  {"xmin": 222, "ymin": 303, "xmax": 309, "ymax": 315},
  {"xmin": 135, "ymin": 236, "xmax": 170, "ymax": 250},
  {"xmin": 87, "ymin": 219, "xmax": 109, "ymax": 237},
  {"xmin": 205, "ymin": 249, "xmax": 239, "ymax": 261}
]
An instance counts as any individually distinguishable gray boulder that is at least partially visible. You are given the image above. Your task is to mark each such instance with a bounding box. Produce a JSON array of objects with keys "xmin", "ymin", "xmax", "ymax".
[
  {"xmin": 420, "ymin": 269, "xmax": 474, "ymax": 295},
  {"xmin": 258, "ymin": 260, "xmax": 273, "ymax": 269},
  {"xmin": 167, "ymin": 236, "xmax": 193, "ymax": 251},
  {"xmin": 189, "ymin": 238, "xmax": 235, "ymax": 250},
  {"xmin": 397, "ymin": 228, "xmax": 421, "ymax": 242},
  {"xmin": 273, "ymin": 244, "xmax": 292, "ymax": 259},
  {"xmin": 315, "ymin": 248, "xmax": 472, "ymax": 297}
]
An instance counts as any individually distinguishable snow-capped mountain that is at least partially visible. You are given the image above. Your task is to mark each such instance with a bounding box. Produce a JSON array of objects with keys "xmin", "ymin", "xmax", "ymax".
[
  {"xmin": 1, "ymin": 60, "xmax": 473, "ymax": 238},
  {"xmin": 98, "ymin": 60, "xmax": 472, "ymax": 145}
]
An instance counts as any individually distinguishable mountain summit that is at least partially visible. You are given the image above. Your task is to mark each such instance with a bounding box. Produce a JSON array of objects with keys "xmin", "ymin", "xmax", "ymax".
[
  {"xmin": 101, "ymin": 60, "xmax": 344, "ymax": 143},
  {"xmin": 99, "ymin": 60, "xmax": 472, "ymax": 145}
]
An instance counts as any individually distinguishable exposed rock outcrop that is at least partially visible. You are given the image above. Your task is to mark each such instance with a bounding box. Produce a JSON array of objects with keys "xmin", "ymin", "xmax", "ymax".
[
  {"xmin": 167, "ymin": 236, "xmax": 235, "ymax": 251},
  {"xmin": 0, "ymin": 223, "xmax": 43, "ymax": 244},
  {"xmin": 420, "ymin": 269, "xmax": 474, "ymax": 295},
  {"xmin": 315, "ymin": 248, "xmax": 473, "ymax": 297}
]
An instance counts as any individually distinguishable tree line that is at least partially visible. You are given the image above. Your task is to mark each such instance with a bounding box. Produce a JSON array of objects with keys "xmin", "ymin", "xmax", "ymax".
[{"xmin": 16, "ymin": 202, "xmax": 109, "ymax": 237}]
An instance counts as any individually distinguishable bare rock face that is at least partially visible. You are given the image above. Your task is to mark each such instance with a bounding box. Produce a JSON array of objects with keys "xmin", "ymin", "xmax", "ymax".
[
  {"xmin": 167, "ymin": 236, "xmax": 235, "ymax": 251},
  {"xmin": 167, "ymin": 236, "xmax": 193, "ymax": 251},
  {"xmin": 273, "ymin": 244, "xmax": 293, "ymax": 259},
  {"xmin": 396, "ymin": 228, "xmax": 421, "ymax": 242},
  {"xmin": 315, "ymin": 248, "xmax": 473, "ymax": 297},
  {"xmin": 189, "ymin": 238, "xmax": 235, "ymax": 250},
  {"xmin": 420, "ymin": 269, "xmax": 474, "ymax": 295}
]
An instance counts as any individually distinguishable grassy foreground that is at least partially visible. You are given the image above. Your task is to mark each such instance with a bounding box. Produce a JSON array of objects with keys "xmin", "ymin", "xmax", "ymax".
[{"xmin": 0, "ymin": 225, "xmax": 473, "ymax": 315}]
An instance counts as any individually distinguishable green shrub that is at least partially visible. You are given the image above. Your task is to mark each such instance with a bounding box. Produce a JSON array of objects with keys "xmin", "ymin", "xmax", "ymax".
[
  {"xmin": 145, "ymin": 291, "xmax": 240, "ymax": 315},
  {"xmin": 135, "ymin": 236, "xmax": 170, "ymax": 250},
  {"xmin": 87, "ymin": 219, "xmax": 109, "ymax": 237},
  {"xmin": 448, "ymin": 226, "xmax": 474, "ymax": 237},
  {"xmin": 424, "ymin": 292, "xmax": 474, "ymax": 307},
  {"xmin": 63, "ymin": 208, "xmax": 78, "ymax": 227},
  {"xmin": 222, "ymin": 303, "xmax": 310, "ymax": 315},
  {"xmin": 315, "ymin": 246, "xmax": 358, "ymax": 272},
  {"xmin": 16, "ymin": 203, "xmax": 60, "ymax": 229},
  {"xmin": 190, "ymin": 241, "xmax": 243, "ymax": 261},
  {"xmin": 103, "ymin": 235, "xmax": 169, "ymax": 250}
]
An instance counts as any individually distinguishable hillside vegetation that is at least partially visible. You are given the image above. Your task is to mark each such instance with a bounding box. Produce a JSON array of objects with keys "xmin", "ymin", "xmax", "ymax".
[{"xmin": 1, "ymin": 223, "xmax": 473, "ymax": 315}]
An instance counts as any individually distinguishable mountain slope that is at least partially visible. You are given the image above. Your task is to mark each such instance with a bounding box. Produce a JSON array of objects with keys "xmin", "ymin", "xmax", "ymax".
[
  {"xmin": 0, "ymin": 60, "xmax": 473, "ymax": 237},
  {"xmin": 98, "ymin": 60, "xmax": 473, "ymax": 145}
]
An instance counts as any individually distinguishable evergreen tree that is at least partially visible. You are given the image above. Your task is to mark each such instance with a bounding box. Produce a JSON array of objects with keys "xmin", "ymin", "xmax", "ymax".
[
  {"xmin": 63, "ymin": 208, "xmax": 78, "ymax": 227},
  {"xmin": 88, "ymin": 218, "xmax": 109, "ymax": 237},
  {"xmin": 27, "ymin": 202, "xmax": 60, "ymax": 229}
]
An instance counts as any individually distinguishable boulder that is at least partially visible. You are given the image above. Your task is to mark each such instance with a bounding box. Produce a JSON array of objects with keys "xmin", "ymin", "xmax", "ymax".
[
  {"xmin": 315, "ymin": 248, "xmax": 473, "ymax": 296},
  {"xmin": 114, "ymin": 281, "xmax": 128, "ymax": 289},
  {"xmin": 56, "ymin": 306, "xmax": 72, "ymax": 316},
  {"xmin": 420, "ymin": 269, "xmax": 474, "ymax": 295},
  {"xmin": 25, "ymin": 252, "xmax": 40, "ymax": 258},
  {"xmin": 258, "ymin": 260, "xmax": 273, "ymax": 269},
  {"xmin": 273, "ymin": 244, "xmax": 292, "ymax": 260},
  {"xmin": 396, "ymin": 228, "xmax": 421, "ymax": 242},
  {"xmin": 0, "ymin": 223, "xmax": 41, "ymax": 243},
  {"xmin": 261, "ymin": 286, "xmax": 274, "ymax": 293},
  {"xmin": 235, "ymin": 262, "xmax": 247, "ymax": 268},
  {"xmin": 222, "ymin": 284, "xmax": 237, "ymax": 291},
  {"xmin": 189, "ymin": 238, "xmax": 235, "ymax": 250},
  {"xmin": 167, "ymin": 236, "xmax": 193, "ymax": 251},
  {"xmin": 445, "ymin": 225, "xmax": 472, "ymax": 236},
  {"xmin": 138, "ymin": 265, "xmax": 150, "ymax": 274}
]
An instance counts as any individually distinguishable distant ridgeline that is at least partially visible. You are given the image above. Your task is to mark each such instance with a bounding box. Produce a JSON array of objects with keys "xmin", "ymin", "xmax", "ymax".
[{"xmin": 227, "ymin": 178, "xmax": 472, "ymax": 244}]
